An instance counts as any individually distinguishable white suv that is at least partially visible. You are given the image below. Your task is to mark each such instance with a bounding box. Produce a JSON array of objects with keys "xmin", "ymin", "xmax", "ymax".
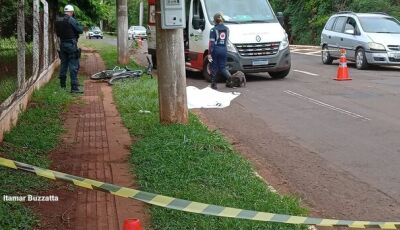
[
  {"xmin": 87, "ymin": 26, "xmax": 103, "ymax": 39},
  {"xmin": 321, "ymin": 12, "xmax": 400, "ymax": 69},
  {"xmin": 128, "ymin": 26, "xmax": 147, "ymax": 40}
]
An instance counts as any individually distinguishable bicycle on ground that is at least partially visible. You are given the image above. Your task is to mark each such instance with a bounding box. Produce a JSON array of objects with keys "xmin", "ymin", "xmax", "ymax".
[{"xmin": 90, "ymin": 55, "xmax": 153, "ymax": 85}]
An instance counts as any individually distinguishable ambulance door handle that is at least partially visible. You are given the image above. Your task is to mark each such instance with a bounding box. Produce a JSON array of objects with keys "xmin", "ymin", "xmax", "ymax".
[{"xmin": 190, "ymin": 33, "xmax": 195, "ymax": 37}]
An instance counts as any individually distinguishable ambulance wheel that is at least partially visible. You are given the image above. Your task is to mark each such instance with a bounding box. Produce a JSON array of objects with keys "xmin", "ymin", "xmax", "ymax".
[{"xmin": 269, "ymin": 68, "xmax": 290, "ymax": 79}]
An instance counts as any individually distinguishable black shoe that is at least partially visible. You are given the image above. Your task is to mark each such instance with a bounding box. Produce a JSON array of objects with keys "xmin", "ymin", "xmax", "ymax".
[
  {"xmin": 211, "ymin": 82, "xmax": 217, "ymax": 90},
  {"xmin": 70, "ymin": 88, "xmax": 84, "ymax": 94}
]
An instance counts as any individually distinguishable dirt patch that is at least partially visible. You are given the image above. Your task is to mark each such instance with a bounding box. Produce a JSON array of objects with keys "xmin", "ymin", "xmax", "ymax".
[{"xmin": 29, "ymin": 49, "xmax": 149, "ymax": 229}]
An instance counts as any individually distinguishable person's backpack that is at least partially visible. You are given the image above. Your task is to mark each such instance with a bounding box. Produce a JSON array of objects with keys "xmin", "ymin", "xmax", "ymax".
[{"xmin": 226, "ymin": 71, "xmax": 246, "ymax": 88}]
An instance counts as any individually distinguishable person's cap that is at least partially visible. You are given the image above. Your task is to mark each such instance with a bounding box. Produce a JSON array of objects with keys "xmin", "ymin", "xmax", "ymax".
[
  {"xmin": 214, "ymin": 12, "xmax": 224, "ymax": 23},
  {"xmin": 64, "ymin": 4, "xmax": 74, "ymax": 12}
]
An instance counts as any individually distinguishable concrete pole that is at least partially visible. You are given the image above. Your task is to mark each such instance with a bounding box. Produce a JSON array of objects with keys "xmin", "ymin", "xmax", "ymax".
[
  {"xmin": 117, "ymin": 0, "xmax": 129, "ymax": 64},
  {"xmin": 139, "ymin": 0, "xmax": 144, "ymax": 26},
  {"xmin": 100, "ymin": 0, "xmax": 103, "ymax": 30},
  {"xmin": 32, "ymin": 0, "xmax": 40, "ymax": 80},
  {"xmin": 41, "ymin": 0, "xmax": 49, "ymax": 69},
  {"xmin": 17, "ymin": 0, "xmax": 25, "ymax": 88},
  {"xmin": 155, "ymin": 0, "xmax": 188, "ymax": 124}
]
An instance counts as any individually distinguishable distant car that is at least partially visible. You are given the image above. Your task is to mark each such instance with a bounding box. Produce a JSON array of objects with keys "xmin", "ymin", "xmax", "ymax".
[
  {"xmin": 87, "ymin": 26, "xmax": 103, "ymax": 39},
  {"xmin": 321, "ymin": 12, "xmax": 400, "ymax": 69},
  {"xmin": 128, "ymin": 26, "xmax": 147, "ymax": 40}
]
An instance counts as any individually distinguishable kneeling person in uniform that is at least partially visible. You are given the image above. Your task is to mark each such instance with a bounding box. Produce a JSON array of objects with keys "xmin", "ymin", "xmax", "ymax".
[{"xmin": 208, "ymin": 12, "xmax": 231, "ymax": 90}]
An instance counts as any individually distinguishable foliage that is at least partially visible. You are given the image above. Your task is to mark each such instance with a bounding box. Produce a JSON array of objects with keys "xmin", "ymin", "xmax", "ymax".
[
  {"xmin": 0, "ymin": 78, "xmax": 17, "ymax": 103},
  {"xmin": 128, "ymin": 0, "xmax": 149, "ymax": 27},
  {"xmin": 0, "ymin": 0, "xmax": 34, "ymax": 39},
  {"xmin": 270, "ymin": 0, "xmax": 400, "ymax": 45},
  {"xmin": 0, "ymin": 37, "xmax": 34, "ymax": 102},
  {"xmin": 0, "ymin": 0, "xmax": 149, "ymax": 38},
  {"xmin": 0, "ymin": 75, "xmax": 74, "ymax": 229}
]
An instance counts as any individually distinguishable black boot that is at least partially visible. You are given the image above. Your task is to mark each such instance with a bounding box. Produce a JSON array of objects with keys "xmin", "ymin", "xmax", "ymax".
[
  {"xmin": 71, "ymin": 87, "xmax": 84, "ymax": 94},
  {"xmin": 60, "ymin": 81, "xmax": 66, "ymax": 90},
  {"xmin": 211, "ymin": 77, "xmax": 217, "ymax": 90}
]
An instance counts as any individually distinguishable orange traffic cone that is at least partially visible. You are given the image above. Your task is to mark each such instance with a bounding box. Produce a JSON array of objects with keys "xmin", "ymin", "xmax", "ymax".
[
  {"xmin": 334, "ymin": 50, "xmax": 352, "ymax": 81},
  {"xmin": 123, "ymin": 218, "xmax": 142, "ymax": 230}
]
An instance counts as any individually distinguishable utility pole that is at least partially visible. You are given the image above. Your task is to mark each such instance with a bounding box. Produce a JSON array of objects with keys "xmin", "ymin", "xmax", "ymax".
[
  {"xmin": 155, "ymin": 0, "xmax": 188, "ymax": 124},
  {"xmin": 139, "ymin": 0, "xmax": 143, "ymax": 26},
  {"xmin": 117, "ymin": 0, "xmax": 129, "ymax": 64},
  {"xmin": 100, "ymin": 0, "xmax": 103, "ymax": 30}
]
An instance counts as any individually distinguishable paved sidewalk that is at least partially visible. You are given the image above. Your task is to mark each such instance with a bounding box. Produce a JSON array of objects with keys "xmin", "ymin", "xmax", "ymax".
[{"xmin": 42, "ymin": 49, "xmax": 148, "ymax": 229}]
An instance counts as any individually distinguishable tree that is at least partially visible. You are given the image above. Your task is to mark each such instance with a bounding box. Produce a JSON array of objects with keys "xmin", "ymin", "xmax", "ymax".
[{"xmin": 270, "ymin": 0, "xmax": 400, "ymax": 45}]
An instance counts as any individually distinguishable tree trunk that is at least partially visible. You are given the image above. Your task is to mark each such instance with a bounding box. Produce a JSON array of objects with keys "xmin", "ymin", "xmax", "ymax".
[{"xmin": 155, "ymin": 0, "xmax": 188, "ymax": 124}]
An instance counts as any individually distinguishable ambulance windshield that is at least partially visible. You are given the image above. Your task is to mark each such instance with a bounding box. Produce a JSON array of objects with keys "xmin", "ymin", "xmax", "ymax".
[{"xmin": 204, "ymin": 0, "xmax": 277, "ymax": 24}]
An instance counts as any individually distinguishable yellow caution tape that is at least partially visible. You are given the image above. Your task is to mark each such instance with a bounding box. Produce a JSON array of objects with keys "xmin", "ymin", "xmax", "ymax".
[{"xmin": 1, "ymin": 157, "xmax": 399, "ymax": 229}]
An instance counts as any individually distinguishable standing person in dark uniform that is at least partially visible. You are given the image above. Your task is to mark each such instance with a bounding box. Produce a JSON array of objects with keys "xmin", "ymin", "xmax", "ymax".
[
  {"xmin": 208, "ymin": 12, "xmax": 231, "ymax": 90},
  {"xmin": 55, "ymin": 4, "xmax": 83, "ymax": 93}
]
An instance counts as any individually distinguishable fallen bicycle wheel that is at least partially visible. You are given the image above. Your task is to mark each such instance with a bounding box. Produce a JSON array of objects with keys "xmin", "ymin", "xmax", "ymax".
[
  {"xmin": 90, "ymin": 67, "xmax": 127, "ymax": 80},
  {"xmin": 90, "ymin": 71, "xmax": 108, "ymax": 80},
  {"xmin": 108, "ymin": 73, "xmax": 141, "ymax": 85}
]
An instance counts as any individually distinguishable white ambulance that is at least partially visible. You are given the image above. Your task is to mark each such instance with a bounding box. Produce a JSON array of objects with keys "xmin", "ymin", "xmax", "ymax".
[{"xmin": 146, "ymin": 0, "xmax": 291, "ymax": 81}]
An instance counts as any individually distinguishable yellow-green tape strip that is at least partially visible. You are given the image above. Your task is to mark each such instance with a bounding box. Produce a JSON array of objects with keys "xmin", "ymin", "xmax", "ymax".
[{"xmin": 1, "ymin": 157, "xmax": 399, "ymax": 229}]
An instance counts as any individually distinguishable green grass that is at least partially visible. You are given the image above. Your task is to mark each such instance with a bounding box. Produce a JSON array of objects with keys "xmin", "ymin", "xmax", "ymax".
[
  {"xmin": 79, "ymin": 35, "xmax": 141, "ymax": 70},
  {"xmin": 86, "ymin": 40, "xmax": 308, "ymax": 229},
  {"xmin": 0, "ymin": 75, "xmax": 74, "ymax": 229},
  {"xmin": 0, "ymin": 78, "xmax": 17, "ymax": 103}
]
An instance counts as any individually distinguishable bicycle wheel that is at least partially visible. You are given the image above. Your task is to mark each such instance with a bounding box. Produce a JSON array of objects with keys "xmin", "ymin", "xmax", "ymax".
[
  {"xmin": 108, "ymin": 72, "xmax": 142, "ymax": 85},
  {"xmin": 126, "ymin": 70, "xmax": 143, "ymax": 76},
  {"xmin": 108, "ymin": 75, "xmax": 130, "ymax": 85},
  {"xmin": 90, "ymin": 71, "xmax": 107, "ymax": 80}
]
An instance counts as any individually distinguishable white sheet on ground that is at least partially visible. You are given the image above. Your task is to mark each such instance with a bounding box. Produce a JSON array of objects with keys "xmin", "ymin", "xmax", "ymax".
[{"xmin": 186, "ymin": 86, "xmax": 240, "ymax": 109}]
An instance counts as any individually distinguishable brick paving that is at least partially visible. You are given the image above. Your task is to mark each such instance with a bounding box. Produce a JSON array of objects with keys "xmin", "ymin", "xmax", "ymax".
[{"xmin": 54, "ymin": 50, "xmax": 148, "ymax": 229}]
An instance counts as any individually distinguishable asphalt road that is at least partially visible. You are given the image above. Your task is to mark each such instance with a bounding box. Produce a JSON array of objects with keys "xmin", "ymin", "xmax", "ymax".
[
  {"xmin": 91, "ymin": 37, "xmax": 400, "ymax": 222},
  {"xmin": 186, "ymin": 48, "xmax": 400, "ymax": 222}
]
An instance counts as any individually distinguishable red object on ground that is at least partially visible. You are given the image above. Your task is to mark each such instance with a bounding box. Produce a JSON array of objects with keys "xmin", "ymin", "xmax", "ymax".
[{"xmin": 123, "ymin": 218, "xmax": 142, "ymax": 230}]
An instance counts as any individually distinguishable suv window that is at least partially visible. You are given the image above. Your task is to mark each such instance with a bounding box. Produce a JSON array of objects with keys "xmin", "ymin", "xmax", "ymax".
[
  {"xmin": 344, "ymin": 17, "xmax": 359, "ymax": 34},
  {"xmin": 359, "ymin": 16, "xmax": 400, "ymax": 33},
  {"xmin": 325, "ymin": 17, "xmax": 336, "ymax": 31},
  {"xmin": 333, "ymin": 16, "xmax": 347, "ymax": 33}
]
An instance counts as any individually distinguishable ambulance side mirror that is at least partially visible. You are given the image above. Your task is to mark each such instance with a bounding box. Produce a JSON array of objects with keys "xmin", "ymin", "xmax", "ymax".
[
  {"xmin": 277, "ymin": 12, "xmax": 285, "ymax": 26},
  {"xmin": 192, "ymin": 15, "xmax": 205, "ymax": 31}
]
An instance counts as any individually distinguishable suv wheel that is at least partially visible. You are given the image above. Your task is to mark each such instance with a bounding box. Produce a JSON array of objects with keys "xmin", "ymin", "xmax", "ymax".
[
  {"xmin": 356, "ymin": 48, "xmax": 369, "ymax": 70},
  {"xmin": 322, "ymin": 45, "xmax": 334, "ymax": 64}
]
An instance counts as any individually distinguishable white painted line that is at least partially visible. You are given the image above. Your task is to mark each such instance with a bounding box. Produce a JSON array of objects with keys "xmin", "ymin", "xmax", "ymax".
[
  {"xmin": 291, "ymin": 51, "xmax": 320, "ymax": 57},
  {"xmin": 290, "ymin": 45, "xmax": 320, "ymax": 49},
  {"xmin": 294, "ymin": 70, "xmax": 319, "ymax": 76},
  {"xmin": 284, "ymin": 90, "xmax": 371, "ymax": 121},
  {"xmin": 292, "ymin": 48, "xmax": 319, "ymax": 52}
]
